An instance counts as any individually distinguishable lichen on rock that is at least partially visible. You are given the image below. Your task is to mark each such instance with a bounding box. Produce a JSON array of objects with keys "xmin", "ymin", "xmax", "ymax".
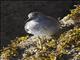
[{"xmin": 60, "ymin": 5, "xmax": 80, "ymax": 27}]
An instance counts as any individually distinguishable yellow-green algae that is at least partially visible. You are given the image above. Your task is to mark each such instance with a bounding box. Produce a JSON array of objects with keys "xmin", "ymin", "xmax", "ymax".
[
  {"xmin": 69, "ymin": 5, "xmax": 80, "ymax": 20},
  {"xmin": 57, "ymin": 27, "xmax": 80, "ymax": 60},
  {"xmin": 0, "ymin": 36, "xmax": 28, "ymax": 60}
]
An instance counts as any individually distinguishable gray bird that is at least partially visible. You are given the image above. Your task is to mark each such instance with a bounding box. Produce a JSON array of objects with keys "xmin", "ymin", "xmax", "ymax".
[{"xmin": 24, "ymin": 12, "xmax": 61, "ymax": 36}]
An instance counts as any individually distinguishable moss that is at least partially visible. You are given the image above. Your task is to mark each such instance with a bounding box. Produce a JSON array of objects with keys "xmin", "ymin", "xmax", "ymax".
[
  {"xmin": 57, "ymin": 27, "xmax": 80, "ymax": 60},
  {"xmin": 69, "ymin": 5, "xmax": 80, "ymax": 20},
  {"xmin": 0, "ymin": 36, "xmax": 28, "ymax": 60},
  {"xmin": 1, "ymin": 27, "xmax": 80, "ymax": 60}
]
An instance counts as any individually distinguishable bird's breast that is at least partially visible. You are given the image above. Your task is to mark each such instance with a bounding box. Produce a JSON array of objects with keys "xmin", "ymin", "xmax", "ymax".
[{"xmin": 26, "ymin": 20, "xmax": 39, "ymax": 29}]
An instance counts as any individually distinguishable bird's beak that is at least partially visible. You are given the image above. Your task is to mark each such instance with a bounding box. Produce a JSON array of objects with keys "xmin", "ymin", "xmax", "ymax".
[
  {"xmin": 25, "ymin": 18, "xmax": 31, "ymax": 23},
  {"xmin": 27, "ymin": 18, "xmax": 31, "ymax": 21}
]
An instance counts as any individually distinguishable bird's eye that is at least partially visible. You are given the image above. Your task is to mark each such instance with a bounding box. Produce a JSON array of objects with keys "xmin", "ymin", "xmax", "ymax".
[{"xmin": 34, "ymin": 13, "xmax": 38, "ymax": 16}]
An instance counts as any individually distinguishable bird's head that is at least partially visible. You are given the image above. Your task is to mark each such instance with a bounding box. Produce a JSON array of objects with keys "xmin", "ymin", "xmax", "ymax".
[{"xmin": 28, "ymin": 12, "xmax": 43, "ymax": 19}]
